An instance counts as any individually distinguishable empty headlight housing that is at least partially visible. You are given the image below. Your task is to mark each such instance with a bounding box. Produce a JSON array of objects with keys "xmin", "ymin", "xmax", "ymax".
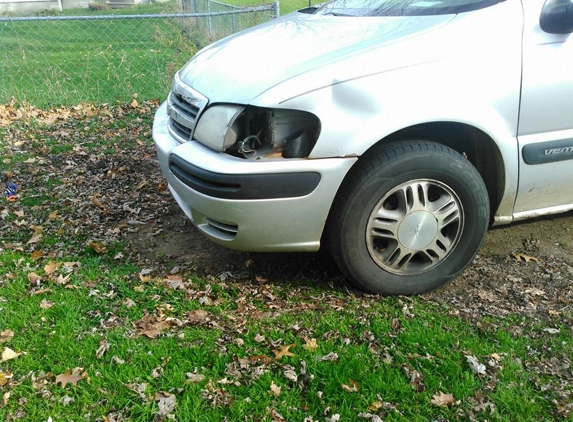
[{"xmin": 193, "ymin": 105, "xmax": 320, "ymax": 159}]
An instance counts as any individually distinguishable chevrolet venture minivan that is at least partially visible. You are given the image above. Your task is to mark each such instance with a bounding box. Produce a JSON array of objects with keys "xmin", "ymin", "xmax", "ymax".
[{"xmin": 153, "ymin": 0, "xmax": 573, "ymax": 295}]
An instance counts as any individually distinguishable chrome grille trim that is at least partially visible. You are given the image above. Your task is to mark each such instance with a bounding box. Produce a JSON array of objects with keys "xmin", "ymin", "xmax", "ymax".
[{"xmin": 166, "ymin": 72, "xmax": 209, "ymax": 143}]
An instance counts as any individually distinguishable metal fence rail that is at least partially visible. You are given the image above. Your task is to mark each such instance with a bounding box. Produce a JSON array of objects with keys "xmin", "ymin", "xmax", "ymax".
[{"xmin": 0, "ymin": 1, "xmax": 278, "ymax": 106}]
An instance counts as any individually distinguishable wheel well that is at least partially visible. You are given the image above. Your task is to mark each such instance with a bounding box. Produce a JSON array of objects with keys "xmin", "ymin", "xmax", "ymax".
[{"xmin": 362, "ymin": 122, "xmax": 504, "ymax": 219}]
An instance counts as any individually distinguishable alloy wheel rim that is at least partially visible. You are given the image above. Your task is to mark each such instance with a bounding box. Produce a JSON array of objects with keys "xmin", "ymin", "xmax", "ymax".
[{"xmin": 366, "ymin": 179, "xmax": 464, "ymax": 275}]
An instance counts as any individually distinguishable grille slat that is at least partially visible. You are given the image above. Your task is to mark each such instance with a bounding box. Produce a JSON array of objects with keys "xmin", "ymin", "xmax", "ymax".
[{"xmin": 166, "ymin": 74, "xmax": 208, "ymax": 143}]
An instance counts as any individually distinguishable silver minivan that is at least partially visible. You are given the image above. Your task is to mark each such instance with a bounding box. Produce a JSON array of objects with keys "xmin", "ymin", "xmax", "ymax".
[{"xmin": 153, "ymin": 0, "xmax": 573, "ymax": 295}]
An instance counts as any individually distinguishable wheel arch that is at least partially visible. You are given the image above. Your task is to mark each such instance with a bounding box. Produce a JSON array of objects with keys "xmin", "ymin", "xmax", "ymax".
[{"xmin": 356, "ymin": 121, "xmax": 505, "ymax": 222}]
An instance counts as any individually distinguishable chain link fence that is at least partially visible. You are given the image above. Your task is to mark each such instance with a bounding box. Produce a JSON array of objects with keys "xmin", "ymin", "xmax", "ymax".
[{"xmin": 0, "ymin": 1, "xmax": 278, "ymax": 107}]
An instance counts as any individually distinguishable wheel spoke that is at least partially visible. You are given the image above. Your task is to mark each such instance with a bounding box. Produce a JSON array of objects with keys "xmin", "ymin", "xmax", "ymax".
[
  {"xmin": 366, "ymin": 178, "xmax": 464, "ymax": 276},
  {"xmin": 370, "ymin": 216, "xmax": 400, "ymax": 239},
  {"xmin": 386, "ymin": 246, "xmax": 414, "ymax": 270}
]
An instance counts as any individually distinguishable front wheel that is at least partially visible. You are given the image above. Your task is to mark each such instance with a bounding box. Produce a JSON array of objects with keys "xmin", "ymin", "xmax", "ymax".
[{"xmin": 329, "ymin": 141, "xmax": 490, "ymax": 295}]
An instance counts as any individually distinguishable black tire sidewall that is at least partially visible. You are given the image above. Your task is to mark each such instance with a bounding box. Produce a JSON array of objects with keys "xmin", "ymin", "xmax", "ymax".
[{"xmin": 335, "ymin": 146, "xmax": 489, "ymax": 295}]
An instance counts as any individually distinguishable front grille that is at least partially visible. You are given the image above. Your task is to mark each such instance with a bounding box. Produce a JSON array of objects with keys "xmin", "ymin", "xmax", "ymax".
[
  {"xmin": 166, "ymin": 73, "xmax": 208, "ymax": 143},
  {"xmin": 169, "ymin": 118, "xmax": 192, "ymax": 140}
]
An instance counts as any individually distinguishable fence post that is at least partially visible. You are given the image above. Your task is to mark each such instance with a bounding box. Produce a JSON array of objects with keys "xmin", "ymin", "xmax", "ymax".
[{"xmin": 273, "ymin": 0, "xmax": 280, "ymax": 18}]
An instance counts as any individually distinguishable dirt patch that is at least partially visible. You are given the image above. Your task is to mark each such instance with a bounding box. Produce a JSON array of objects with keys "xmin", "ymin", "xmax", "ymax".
[{"xmin": 127, "ymin": 199, "xmax": 573, "ymax": 312}]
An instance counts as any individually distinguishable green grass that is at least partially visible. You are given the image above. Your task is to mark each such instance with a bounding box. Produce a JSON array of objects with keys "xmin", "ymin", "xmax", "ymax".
[
  {"xmin": 0, "ymin": 0, "xmax": 320, "ymax": 107},
  {"xmin": 1, "ymin": 103, "xmax": 571, "ymax": 421},
  {"xmin": 0, "ymin": 252, "xmax": 566, "ymax": 421}
]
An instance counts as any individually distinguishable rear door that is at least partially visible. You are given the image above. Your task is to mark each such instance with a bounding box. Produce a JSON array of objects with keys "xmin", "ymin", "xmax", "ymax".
[{"xmin": 515, "ymin": 0, "xmax": 573, "ymax": 217}]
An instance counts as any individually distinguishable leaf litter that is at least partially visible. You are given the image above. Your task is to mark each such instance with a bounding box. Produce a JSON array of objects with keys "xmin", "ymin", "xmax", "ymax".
[{"xmin": 1, "ymin": 101, "xmax": 572, "ymax": 419}]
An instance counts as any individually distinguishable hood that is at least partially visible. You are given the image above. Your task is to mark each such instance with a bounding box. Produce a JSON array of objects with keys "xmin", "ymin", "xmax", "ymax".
[{"xmin": 179, "ymin": 11, "xmax": 454, "ymax": 104}]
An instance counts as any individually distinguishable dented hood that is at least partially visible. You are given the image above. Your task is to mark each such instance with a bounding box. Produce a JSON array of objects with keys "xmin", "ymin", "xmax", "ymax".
[{"xmin": 178, "ymin": 12, "xmax": 454, "ymax": 104}]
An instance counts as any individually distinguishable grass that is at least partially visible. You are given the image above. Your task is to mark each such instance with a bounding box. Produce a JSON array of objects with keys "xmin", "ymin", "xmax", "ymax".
[
  {"xmin": 0, "ymin": 0, "xmax": 315, "ymax": 107},
  {"xmin": 1, "ymin": 83, "xmax": 571, "ymax": 422},
  {"xmin": 0, "ymin": 251, "xmax": 564, "ymax": 421}
]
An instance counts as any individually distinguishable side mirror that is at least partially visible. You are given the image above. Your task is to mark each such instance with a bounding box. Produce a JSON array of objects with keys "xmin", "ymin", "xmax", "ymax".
[{"xmin": 540, "ymin": 0, "xmax": 573, "ymax": 34}]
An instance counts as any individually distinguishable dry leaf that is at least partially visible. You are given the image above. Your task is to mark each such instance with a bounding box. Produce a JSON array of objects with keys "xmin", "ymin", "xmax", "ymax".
[
  {"xmin": 369, "ymin": 401, "xmax": 383, "ymax": 411},
  {"xmin": 303, "ymin": 338, "xmax": 318, "ymax": 352},
  {"xmin": 55, "ymin": 367, "xmax": 87, "ymax": 388},
  {"xmin": 466, "ymin": 355, "xmax": 486, "ymax": 375},
  {"xmin": 131, "ymin": 99, "xmax": 139, "ymax": 108},
  {"xmin": 156, "ymin": 392, "xmax": 176, "ymax": 416},
  {"xmin": 44, "ymin": 261, "xmax": 61, "ymax": 275},
  {"xmin": 341, "ymin": 379, "xmax": 360, "ymax": 393},
  {"xmin": 186, "ymin": 373, "xmax": 206, "ymax": 383},
  {"xmin": 188, "ymin": 309, "xmax": 209, "ymax": 324},
  {"xmin": 27, "ymin": 272, "xmax": 42, "ymax": 285},
  {"xmin": 318, "ymin": 352, "xmax": 339, "ymax": 362},
  {"xmin": 90, "ymin": 195, "xmax": 105, "ymax": 208},
  {"xmin": 513, "ymin": 253, "xmax": 539, "ymax": 263},
  {"xmin": 30, "ymin": 250, "xmax": 44, "ymax": 260},
  {"xmin": 273, "ymin": 344, "xmax": 296, "ymax": 360},
  {"xmin": 431, "ymin": 391, "xmax": 455, "ymax": 407},
  {"xmin": 1, "ymin": 348, "xmax": 26, "ymax": 363},
  {"xmin": 14, "ymin": 210, "xmax": 25, "ymax": 218},
  {"xmin": 136, "ymin": 318, "xmax": 170, "ymax": 339},
  {"xmin": 88, "ymin": 241, "xmax": 108, "ymax": 254},
  {"xmin": 95, "ymin": 339, "xmax": 110, "ymax": 358},
  {"xmin": 122, "ymin": 298, "xmax": 136, "ymax": 308},
  {"xmin": 269, "ymin": 380, "xmax": 281, "ymax": 396},
  {"xmin": 0, "ymin": 371, "xmax": 12, "ymax": 387},
  {"xmin": 0, "ymin": 330, "xmax": 14, "ymax": 344},
  {"xmin": 40, "ymin": 299, "xmax": 54, "ymax": 309},
  {"xmin": 27, "ymin": 225, "xmax": 44, "ymax": 244},
  {"xmin": 48, "ymin": 211, "xmax": 58, "ymax": 220}
]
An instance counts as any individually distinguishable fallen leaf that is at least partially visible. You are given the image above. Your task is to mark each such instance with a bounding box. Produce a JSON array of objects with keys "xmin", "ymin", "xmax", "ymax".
[
  {"xmin": 513, "ymin": 253, "xmax": 539, "ymax": 263},
  {"xmin": 318, "ymin": 352, "xmax": 339, "ymax": 362},
  {"xmin": 273, "ymin": 344, "xmax": 296, "ymax": 360},
  {"xmin": 40, "ymin": 299, "xmax": 54, "ymax": 309},
  {"xmin": 55, "ymin": 367, "xmax": 87, "ymax": 388},
  {"xmin": 188, "ymin": 309, "xmax": 209, "ymax": 324},
  {"xmin": 269, "ymin": 380, "xmax": 281, "ymax": 396},
  {"xmin": 303, "ymin": 338, "xmax": 318, "ymax": 352},
  {"xmin": 48, "ymin": 211, "xmax": 58, "ymax": 220},
  {"xmin": 186, "ymin": 373, "xmax": 206, "ymax": 383},
  {"xmin": 122, "ymin": 298, "xmax": 136, "ymax": 308},
  {"xmin": 88, "ymin": 241, "xmax": 108, "ymax": 254},
  {"xmin": 466, "ymin": 355, "xmax": 486, "ymax": 375},
  {"xmin": 136, "ymin": 318, "xmax": 170, "ymax": 339},
  {"xmin": 44, "ymin": 261, "xmax": 61, "ymax": 275},
  {"xmin": 0, "ymin": 330, "xmax": 14, "ymax": 344},
  {"xmin": 156, "ymin": 392, "xmax": 177, "ymax": 416},
  {"xmin": 30, "ymin": 250, "xmax": 44, "ymax": 260},
  {"xmin": 90, "ymin": 195, "xmax": 105, "ymax": 208},
  {"xmin": 0, "ymin": 371, "xmax": 12, "ymax": 386},
  {"xmin": 283, "ymin": 368, "xmax": 298, "ymax": 382},
  {"xmin": 27, "ymin": 225, "xmax": 44, "ymax": 244},
  {"xmin": 95, "ymin": 339, "xmax": 110, "ymax": 358},
  {"xmin": 254, "ymin": 333, "xmax": 266, "ymax": 343},
  {"xmin": 369, "ymin": 401, "xmax": 383, "ymax": 411},
  {"xmin": 431, "ymin": 391, "xmax": 455, "ymax": 407},
  {"xmin": 341, "ymin": 379, "xmax": 360, "ymax": 393},
  {"xmin": 1, "ymin": 348, "xmax": 27, "ymax": 363},
  {"xmin": 28, "ymin": 272, "xmax": 42, "ymax": 285}
]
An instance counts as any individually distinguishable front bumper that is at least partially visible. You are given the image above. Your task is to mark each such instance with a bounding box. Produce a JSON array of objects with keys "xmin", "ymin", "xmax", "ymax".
[{"xmin": 153, "ymin": 102, "xmax": 357, "ymax": 252}]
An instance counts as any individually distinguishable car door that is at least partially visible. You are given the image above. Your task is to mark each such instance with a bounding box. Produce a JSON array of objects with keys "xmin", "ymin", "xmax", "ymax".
[{"xmin": 514, "ymin": 0, "xmax": 573, "ymax": 218}]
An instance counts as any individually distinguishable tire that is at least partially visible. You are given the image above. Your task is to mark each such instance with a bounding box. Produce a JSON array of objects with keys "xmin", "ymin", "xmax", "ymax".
[{"xmin": 329, "ymin": 140, "xmax": 490, "ymax": 295}]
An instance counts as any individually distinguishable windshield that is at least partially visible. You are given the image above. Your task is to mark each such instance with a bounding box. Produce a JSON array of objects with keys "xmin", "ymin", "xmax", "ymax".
[{"xmin": 314, "ymin": 0, "xmax": 504, "ymax": 16}]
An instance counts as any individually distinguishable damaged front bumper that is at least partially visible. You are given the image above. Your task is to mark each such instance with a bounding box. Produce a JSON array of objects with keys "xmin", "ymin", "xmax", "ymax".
[{"xmin": 153, "ymin": 102, "xmax": 357, "ymax": 252}]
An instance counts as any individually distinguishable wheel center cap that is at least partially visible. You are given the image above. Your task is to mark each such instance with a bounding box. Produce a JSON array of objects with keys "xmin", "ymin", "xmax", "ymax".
[{"xmin": 398, "ymin": 211, "xmax": 438, "ymax": 250}]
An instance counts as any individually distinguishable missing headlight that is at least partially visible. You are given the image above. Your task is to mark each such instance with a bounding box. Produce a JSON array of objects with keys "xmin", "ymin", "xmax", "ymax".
[{"xmin": 226, "ymin": 107, "xmax": 320, "ymax": 159}]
